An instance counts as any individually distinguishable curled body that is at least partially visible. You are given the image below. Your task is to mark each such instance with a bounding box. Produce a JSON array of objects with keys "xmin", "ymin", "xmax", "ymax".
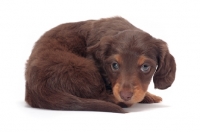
[{"xmin": 25, "ymin": 17, "xmax": 176, "ymax": 113}]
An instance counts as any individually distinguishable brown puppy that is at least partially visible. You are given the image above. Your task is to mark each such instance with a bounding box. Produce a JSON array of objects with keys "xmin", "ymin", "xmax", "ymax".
[{"xmin": 25, "ymin": 17, "xmax": 176, "ymax": 113}]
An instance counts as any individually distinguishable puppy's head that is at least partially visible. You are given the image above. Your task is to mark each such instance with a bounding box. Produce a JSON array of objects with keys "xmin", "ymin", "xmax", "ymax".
[{"xmin": 88, "ymin": 30, "xmax": 176, "ymax": 106}]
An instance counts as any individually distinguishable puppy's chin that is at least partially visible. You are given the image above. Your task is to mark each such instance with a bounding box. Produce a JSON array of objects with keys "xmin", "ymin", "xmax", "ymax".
[
  {"xmin": 117, "ymin": 102, "xmax": 130, "ymax": 108},
  {"xmin": 116, "ymin": 96, "xmax": 144, "ymax": 108},
  {"xmin": 117, "ymin": 102, "xmax": 137, "ymax": 108}
]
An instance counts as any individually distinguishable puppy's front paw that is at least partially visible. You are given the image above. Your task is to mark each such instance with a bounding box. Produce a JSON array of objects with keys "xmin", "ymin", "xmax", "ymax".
[{"xmin": 139, "ymin": 92, "xmax": 162, "ymax": 103}]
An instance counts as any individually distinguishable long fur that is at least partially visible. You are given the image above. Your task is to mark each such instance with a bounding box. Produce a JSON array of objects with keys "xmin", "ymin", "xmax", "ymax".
[{"xmin": 25, "ymin": 17, "xmax": 176, "ymax": 113}]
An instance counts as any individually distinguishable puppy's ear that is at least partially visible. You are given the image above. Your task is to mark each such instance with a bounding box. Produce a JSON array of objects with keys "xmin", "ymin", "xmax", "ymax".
[
  {"xmin": 87, "ymin": 36, "xmax": 113, "ymax": 61},
  {"xmin": 153, "ymin": 41, "xmax": 176, "ymax": 89}
]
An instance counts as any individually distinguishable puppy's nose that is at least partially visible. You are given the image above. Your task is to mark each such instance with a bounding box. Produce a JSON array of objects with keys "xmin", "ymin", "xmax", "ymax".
[{"xmin": 120, "ymin": 91, "xmax": 133, "ymax": 101}]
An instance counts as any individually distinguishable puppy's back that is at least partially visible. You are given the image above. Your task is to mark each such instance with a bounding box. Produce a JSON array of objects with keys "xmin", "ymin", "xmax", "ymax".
[{"xmin": 25, "ymin": 18, "xmax": 125, "ymax": 113}]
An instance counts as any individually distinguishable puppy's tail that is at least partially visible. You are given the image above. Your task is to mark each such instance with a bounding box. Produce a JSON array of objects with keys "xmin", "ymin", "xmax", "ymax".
[{"xmin": 25, "ymin": 90, "xmax": 125, "ymax": 113}]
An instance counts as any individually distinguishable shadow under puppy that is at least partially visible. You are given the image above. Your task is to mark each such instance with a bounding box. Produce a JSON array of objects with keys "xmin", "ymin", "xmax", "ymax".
[{"xmin": 25, "ymin": 17, "xmax": 176, "ymax": 113}]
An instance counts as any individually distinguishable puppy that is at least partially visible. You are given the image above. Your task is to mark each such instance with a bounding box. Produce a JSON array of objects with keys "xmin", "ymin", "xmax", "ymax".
[{"xmin": 25, "ymin": 17, "xmax": 176, "ymax": 113}]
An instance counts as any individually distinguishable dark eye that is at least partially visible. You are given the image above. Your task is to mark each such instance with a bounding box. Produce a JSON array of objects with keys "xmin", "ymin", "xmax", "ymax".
[
  {"xmin": 141, "ymin": 63, "xmax": 151, "ymax": 73},
  {"xmin": 111, "ymin": 62, "xmax": 119, "ymax": 71}
]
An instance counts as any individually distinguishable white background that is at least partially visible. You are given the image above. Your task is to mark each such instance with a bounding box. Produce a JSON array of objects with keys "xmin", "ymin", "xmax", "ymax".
[{"xmin": 1, "ymin": 0, "xmax": 200, "ymax": 132}]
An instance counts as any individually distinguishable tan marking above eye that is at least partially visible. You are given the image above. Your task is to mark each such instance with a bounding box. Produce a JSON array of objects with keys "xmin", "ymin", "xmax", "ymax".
[
  {"xmin": 113, "ymin": 54, "xmax": 122, "ymax": 64},
  {"xmin": 137, "ymin": 55, "xmax": 148, "ymax": 66}
]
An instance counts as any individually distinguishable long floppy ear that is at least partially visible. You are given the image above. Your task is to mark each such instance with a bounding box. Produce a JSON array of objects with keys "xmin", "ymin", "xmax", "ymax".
[
  {"xmin": 87, "ymin": 37, "xmax": 113, "ymax": 89},
  {"xmin": 153, "ymin": 41, "xmax": 176, "ymax": 89}
]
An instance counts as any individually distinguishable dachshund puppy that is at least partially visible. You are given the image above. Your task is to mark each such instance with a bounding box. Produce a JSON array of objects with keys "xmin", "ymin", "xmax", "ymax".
[{"xmin": 25, "ymin": 17, "xmax": 176, "ymax": 113}]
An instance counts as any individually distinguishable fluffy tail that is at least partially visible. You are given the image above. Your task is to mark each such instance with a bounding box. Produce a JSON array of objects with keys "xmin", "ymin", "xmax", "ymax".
[{"xmin": 25, "ymin": 89, "xmax": 125, "ymax": 113}]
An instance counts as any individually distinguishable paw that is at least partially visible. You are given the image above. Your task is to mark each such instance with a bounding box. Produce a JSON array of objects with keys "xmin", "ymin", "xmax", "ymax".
[{"xmin": 139, "ymin": 92, "xmax": 162, "ymax": 103}]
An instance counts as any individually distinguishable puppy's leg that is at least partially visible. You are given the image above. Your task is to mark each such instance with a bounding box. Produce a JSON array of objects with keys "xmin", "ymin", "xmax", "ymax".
[{"xmin": 139, "ymin": 92, "xmax": 162, "ymax": 103}]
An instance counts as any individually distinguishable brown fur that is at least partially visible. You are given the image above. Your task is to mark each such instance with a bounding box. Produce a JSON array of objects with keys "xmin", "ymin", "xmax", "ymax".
[{"xmin": 25, "ymin": 17, "xmax": 176, "ymax": 113}]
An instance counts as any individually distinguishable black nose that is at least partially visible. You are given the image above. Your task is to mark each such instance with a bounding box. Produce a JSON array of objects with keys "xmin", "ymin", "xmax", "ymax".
[{"xmin": 120, "ymin": 91, "xmax": 133, "ymax": 101}]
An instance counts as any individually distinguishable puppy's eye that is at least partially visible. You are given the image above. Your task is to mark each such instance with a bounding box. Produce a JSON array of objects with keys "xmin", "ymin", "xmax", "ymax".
[
  {"xmin": 111, "ymin": 62, "xmax": 119, "ymax": 71},
  {"xmin": 141, "ymin": 64, "xmax": 151, "ymax": 73}
]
